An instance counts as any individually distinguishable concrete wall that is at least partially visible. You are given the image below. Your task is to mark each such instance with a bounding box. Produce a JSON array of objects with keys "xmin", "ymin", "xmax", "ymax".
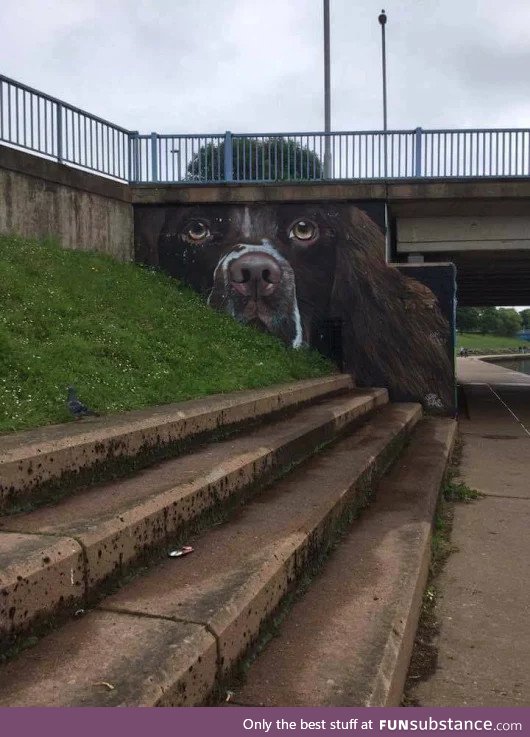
[
  {"xmin": 0, "ymin": 145, "xmax": 133, "ymax": 261},
  {"xmin": 131, "ymin": 177, "xmax": 530, "ymax": 207},
  {"xmin": 397, "ymin": 215, "xmax": 530, "ymax": 253}
]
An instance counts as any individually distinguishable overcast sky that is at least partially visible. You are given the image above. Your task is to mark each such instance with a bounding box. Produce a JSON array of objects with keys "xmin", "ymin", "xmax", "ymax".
[{"xmin": 2, "ymin": 0, "xmax": 530, "ymax": 135}]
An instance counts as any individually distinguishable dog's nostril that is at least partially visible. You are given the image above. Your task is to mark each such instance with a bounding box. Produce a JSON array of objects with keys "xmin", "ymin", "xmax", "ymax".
[{"xmin": 229, "ymin": 253, "xmax": 282, "ymax": 287}]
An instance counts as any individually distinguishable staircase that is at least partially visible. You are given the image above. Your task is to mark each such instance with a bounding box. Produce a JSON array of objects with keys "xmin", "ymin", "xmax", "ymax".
[{"xmin": 0, "ymin": 375, "xmax": 456, "ymax": 706}]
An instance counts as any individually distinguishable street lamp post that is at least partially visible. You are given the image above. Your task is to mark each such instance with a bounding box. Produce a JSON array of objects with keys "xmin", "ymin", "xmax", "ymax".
[
  {"xmin": 323, "ymin": 0, "xmax": 331, "ymax": 178},
  {"xmin": 171, "ymin": 148, "xmax": 182, "ymax": 181},
  {"xmin": 378, "ymin": 10, "xmax": 391, "ymax": 261},
  {"xmin": 378, "ymin": 9, "xmax": 388, "ymax": 178}
]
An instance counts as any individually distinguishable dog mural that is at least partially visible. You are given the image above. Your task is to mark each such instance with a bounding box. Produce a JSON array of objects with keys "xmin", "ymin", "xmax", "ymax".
[{"xmin": 135, "ymin": 202, "xmax": 454, "ymax": 412}]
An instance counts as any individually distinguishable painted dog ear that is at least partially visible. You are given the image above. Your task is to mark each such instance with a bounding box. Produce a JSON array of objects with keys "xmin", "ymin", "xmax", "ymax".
[
  {"xmin": 326, "ymin": 205, "xmax": 454, "ymax": 410},
  {"xmin": 327, "ymin": 205, "xmax": 387, "ymax": 332},
  {"xmin": 326, "ymin": 207, "xmax": 387, "ymax": 386}
]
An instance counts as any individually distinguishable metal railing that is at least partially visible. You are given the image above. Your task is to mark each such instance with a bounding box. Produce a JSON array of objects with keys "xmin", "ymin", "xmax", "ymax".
[
  {"xmin": 2, "ymin": 74, "xmax": 530, "ymax": 184},
  {"xmin": 134, "ymin": 128, "xmax": 530, "ymax": 183},
  {"xmin": 132, "ymin": 130, "xmax": 417, "ymax": 183},
  {"xmin": 418, "ymin": 129, "xmax": 530, "ymax": 178},
  {"xmin": 0, "ymin": 74, "xmax": 130, "ymax": 180},
  {"xmin": 130, "ymin": 133, "xmax": 226, "ymax": 183}
]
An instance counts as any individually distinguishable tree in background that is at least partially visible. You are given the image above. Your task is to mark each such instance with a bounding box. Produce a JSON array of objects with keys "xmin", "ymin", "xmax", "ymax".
[
  {"xmin": 456, "ymin": 307, "xmax": 481, "ymax": 332},
  {"xmin": 469, "ymin": 306, "xmax": 522, "ymax": 337},
  {"xmin": 520, "ymin": 308, "xmax": 530, "ymax": 330},
  {"xmin": 495, "ymin": 308, "xmax": 522, "ymax": 337},
  {"xmin": 187, "ymin": 137, "xmax": 323, "ymax": 182},
  {"xmin": 479, "ymin": 307, "xmax": 500, "ymax": 334}
]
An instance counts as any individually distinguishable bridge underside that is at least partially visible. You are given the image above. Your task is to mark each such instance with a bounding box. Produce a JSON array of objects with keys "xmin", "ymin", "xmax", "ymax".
[
  {"xmin": 412, "ymin": 250, "xmax": 530, "ymax": 306},
  {"xmin": 390, "ymin": 189, "xmax": 530, "ymax": 307}
]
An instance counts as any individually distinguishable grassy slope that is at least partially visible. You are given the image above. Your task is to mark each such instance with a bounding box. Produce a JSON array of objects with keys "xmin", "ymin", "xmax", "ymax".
[
  {"xmin": 0, "ymin": 236, "xmax": 332, "ymax": 434},
  {"xmin": 456, "ymin": 332, "xmax": 527, "ymax": 352}
]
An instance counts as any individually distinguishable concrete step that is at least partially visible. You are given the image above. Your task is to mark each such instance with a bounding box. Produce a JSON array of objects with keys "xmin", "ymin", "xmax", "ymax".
[
  {"xmin": 230, "ymin": 417, "xmax": 457, "ymax": 707},
  {"xmin": 0, "ymin": 374, "xmax": 353, "ymax": 513},
  {"xmin": 0, "ymin": 388, "xmax": 386, "ymax": 645},
  {"xmin": 0, "ymin": 402, "xmax": 421, "ymax": 706}
]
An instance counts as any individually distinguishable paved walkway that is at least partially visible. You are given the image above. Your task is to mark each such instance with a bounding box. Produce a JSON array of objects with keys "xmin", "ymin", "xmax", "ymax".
[{"xmin": 410, "ymin": 357, "xmax": 530, "ymax": 706}]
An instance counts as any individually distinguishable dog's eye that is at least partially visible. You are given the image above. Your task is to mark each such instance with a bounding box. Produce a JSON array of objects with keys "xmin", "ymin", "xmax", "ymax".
[
  {"xmin": 289, "ymin": 220, "xmax": 318, "ymax": 243},
  {"xmin": 186, "ymin": 221, "xmax": 210, "ymax": 242}
]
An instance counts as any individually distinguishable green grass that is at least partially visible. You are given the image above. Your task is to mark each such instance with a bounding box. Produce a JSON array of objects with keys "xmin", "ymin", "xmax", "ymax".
[
  {"xmin": 0, "ymin": 236, "xmax": 333, "ymax": 434},
  {"xmin": 457, "ymin": 332, "xmax": 525, "ymax": 353}
]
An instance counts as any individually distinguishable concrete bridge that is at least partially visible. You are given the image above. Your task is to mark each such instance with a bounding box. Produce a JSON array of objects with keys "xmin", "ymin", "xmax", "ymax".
[
  {"xmin": 132, "ymin": 177, "xmax": 530, "ymax": 306},
  {"xmin": 2, "ymin": 143, "xmax": 530, "ymax": 306}
]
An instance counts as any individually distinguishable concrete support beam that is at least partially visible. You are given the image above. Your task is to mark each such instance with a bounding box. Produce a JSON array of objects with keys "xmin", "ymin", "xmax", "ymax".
[{"xmin": 397, "ymin": 216, "xmax": 530, "ymax": 254}]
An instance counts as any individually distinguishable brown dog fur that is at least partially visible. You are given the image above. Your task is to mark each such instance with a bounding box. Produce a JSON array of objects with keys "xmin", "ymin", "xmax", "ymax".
[{"xmin": 137, "ymin": 202, "xmax": 454, "ymax": 411}]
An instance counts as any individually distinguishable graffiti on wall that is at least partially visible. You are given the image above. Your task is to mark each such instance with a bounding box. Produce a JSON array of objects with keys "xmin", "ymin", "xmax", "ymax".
[{"xmin": 135, "ymin": 202, "xmax": 455, "ymax": 412}]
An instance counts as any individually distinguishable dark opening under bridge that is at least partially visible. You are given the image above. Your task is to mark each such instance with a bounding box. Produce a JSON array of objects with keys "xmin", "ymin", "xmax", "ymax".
[{"xmin": 2, "ymin": 72, "xmax": 530, "ymax": 305}]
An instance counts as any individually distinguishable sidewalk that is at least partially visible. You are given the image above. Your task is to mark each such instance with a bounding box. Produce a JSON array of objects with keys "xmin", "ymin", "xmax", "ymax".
[{"xmin": 409, "ymin": 357, "xmax": 530, "ymax": 706}]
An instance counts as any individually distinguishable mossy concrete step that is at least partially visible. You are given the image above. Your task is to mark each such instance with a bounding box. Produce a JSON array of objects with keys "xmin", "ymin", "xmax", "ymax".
[
  {"xmin": 0, "ymin": 388, "xmax": 386, "ymax": 645},
  {"xmin": 0, "ymin": 402, "xmax": 420, "ymax": 706},
  {"xmin": 231, "ymin": 417, "xmax": 457, "ymax": 707},
  {"xmin": 0, "ymin": 374, "xmax": 353, "ymax": 512}
]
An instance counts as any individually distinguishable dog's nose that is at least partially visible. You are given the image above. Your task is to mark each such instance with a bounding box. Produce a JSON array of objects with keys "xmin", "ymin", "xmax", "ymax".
[{"xmin": 229, "ymin": 253, "xmax": 282, "ymax": 298}]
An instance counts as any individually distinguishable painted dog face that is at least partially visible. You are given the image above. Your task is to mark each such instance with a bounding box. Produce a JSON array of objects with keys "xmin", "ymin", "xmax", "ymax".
[
  {"xmin": 157, "ymin": 203, "xmax": 347, "ymax": 347},
  {"xmin": 141, "ymin": 201, "xmax": 454, "ymax": 411}
]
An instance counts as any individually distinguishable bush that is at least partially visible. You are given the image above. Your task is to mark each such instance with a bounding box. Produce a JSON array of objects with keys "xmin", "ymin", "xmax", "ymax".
[{"xmin": 187, "ymin": 136, "xmax": 323, "ymax": 181}]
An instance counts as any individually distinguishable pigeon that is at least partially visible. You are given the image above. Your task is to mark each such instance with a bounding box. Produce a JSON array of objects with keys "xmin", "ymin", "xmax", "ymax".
[{"xmin": 67, "ymin": 387, "xmax": 99, "ymax": 419}]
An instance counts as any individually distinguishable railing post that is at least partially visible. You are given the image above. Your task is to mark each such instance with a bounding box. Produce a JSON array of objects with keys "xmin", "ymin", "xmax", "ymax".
[
  {"xmin": 150, "ymin": 132, "xmax": 159, "ymax": 182},
  {"xmin": 128, "ymin": 131, "xmax": 139, "ymax": 182},
  {"xmin": 324, "ymin": 133, "xmax": 332, "ymax": 179},
  {"xmin": 57, "ymin": 103, "xmax": 63, "ymax": 163},
  {"xmin": 383, "ymin": 131, "xmax": 388, "ymax": 179},
  {"xmin": 224, "ymin": 131, "xmax": 233, "ymax": 182},
  {"xmin": 414, "ymin": 126, "xmax": 423, "ymax": 177}
]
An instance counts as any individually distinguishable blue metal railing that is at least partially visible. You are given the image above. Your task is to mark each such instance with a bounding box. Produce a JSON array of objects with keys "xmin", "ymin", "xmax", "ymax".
[
  {"xmin": 2, "ymin": 74, "xmax": 530, "ymax": 184},
  {"xmin": 0, "ymin": 74, "xmax": 130, "ymax": 180},
  {"xmin": 134, "ymin": 128, "xmax": 530, "ymax": 183}
]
